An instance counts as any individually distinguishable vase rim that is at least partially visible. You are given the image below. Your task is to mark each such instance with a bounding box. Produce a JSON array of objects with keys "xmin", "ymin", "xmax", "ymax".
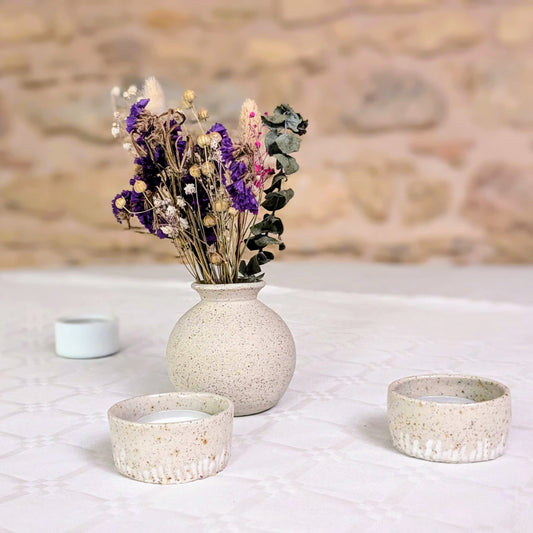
[{"xmin": 191, "ymin": 280, "xmax": 266, "ymax": 291}]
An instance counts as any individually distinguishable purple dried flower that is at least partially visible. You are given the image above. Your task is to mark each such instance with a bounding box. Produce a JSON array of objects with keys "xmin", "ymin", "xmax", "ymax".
[
  {"xmin": 207, "ymin": 123, "xmax": 258, "ymax": 214},
  {"xmin": 112, "ymin": 190, "xmax": 131, "ymax": 223},
  {"xmin": 227, "ymin": 179, "xmax": 258, "ymax": 214},
  {"xmin": 126, "ymin": 98, "xmax": 150, "ymax": 133},
  {"xmin": 208, "ymin": 123, "xmax": 234, "ymax": 166}
]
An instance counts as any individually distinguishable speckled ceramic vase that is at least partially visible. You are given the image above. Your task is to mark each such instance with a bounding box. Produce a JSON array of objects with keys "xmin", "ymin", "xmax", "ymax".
[{"xmin": 166, "ymin": 281, "xmax": 296, "ymax": 416}]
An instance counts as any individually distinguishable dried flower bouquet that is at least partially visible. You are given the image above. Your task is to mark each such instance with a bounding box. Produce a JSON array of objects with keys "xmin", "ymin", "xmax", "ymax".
[{"xmin": 111, "ymin": 77, "xmax": 307, "ymax": 284}]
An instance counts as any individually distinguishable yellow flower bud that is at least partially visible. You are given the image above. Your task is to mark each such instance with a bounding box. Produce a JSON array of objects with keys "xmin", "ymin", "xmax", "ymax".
[
  {"xmin": 183, "ymin": 90, "xmax": 195, "ymax": 103},
  {"xmin": 115, "ymin": 197, "xmax": 126, "ymax": 209},
  {"xmin": 133, "ymin": 180, "xmax": 147, "ymax": 193},
  {"xmin": 209, "ymin": 252, "xmax": 224, "ymax": 265},
  {"xmin": 214, "ymin": 198, "xmax": 230, "ymax": 212},
  {"xmin": 227, "ymin": 207, "xmax": 238, "ymax": 217},
  {"xmin": 197, "ymin": 134, "xmax": 211, "ymax": 148},
  {"xmin": 203, "ymin": 213, "xmax": 216, "ymax": 228},
  {"xmin": 209, "ymin": 131, "xmax": 222, "ymax": 144},
  {"xmin": 197, "ymin": 108, "xmax": 209, "ymax": 121},
  {"xmin": 189, "ymin": 164, "xmax": 201, "ymax": 178},
  {"xmin": 201, "ymin": 161, "xmax": 215, "ymax": 176},
  {"xmin": 181, "ymin": 99, "xmax": 192, "ymax": 109}
]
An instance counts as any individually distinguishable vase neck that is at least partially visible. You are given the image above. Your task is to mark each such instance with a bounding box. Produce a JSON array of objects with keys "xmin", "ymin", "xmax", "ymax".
[{"xmin": 192, "ymin": 281, "xmax": 265, "ymax": 302}]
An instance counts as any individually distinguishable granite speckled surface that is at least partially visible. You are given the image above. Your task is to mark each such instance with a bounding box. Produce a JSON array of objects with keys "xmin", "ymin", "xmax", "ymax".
[{"xmin": 0, "ymin": 264, "xmax": 532, "ymax": 532}]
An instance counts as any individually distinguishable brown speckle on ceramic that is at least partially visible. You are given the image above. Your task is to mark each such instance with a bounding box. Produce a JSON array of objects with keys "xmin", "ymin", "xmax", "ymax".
[
  {"xmin": 107, "ymin": 392, "xmax": 233, "ymax": 483},
  {"xmin": 387, "ymin": 374, "xmax": 511, "ymax": 463},
  {"xmin": 166, "ymin": 282, "xmax": 296, "ymax": 416}
]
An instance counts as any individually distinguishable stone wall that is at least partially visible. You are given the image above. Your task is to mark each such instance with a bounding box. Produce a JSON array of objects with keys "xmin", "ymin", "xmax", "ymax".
[{"xmin": 1, "ymin": 0, "xmax": 533, "ymax": 268}]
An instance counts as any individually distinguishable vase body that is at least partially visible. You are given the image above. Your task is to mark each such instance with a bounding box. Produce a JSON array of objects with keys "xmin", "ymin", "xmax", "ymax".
[{"xmin": 166, "ymin": 281, "xmax": 296, "ymax": 416}]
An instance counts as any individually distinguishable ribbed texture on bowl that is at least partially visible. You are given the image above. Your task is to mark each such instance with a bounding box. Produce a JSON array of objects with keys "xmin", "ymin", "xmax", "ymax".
[
  {"xmin": 108, "ymin": 392, "xmax": 233, "ymax": 483},
  {"xmin": 387, "ymin": 375, "xmax": 511, "ymax": 463}
]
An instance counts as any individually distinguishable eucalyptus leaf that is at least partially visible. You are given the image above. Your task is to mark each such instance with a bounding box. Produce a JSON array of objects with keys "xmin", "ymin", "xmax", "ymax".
[
  {"xmin": 275, "ymin": 132, "xmax": 301, "ymax": 154},
  {"xmin": 265, "ymin": 130, "xmax": 280, "ymax": 156},
  {"xmin": 245, "ymin": 255, "xmax": 261, "ymax": 275},
  {"xmin": 264, "ymin": 173, "xmax": 285, "ymax": 194},
  {"xmin": 254, "ymin": 235, "xmax": 282, "ymax": 248},
  {"xmin": 261, "ymin": 114, "xmax": 285, "ymax": 128},
  {"xmin": 257, "ymin": 250, "xmax": 275, "ymax": 265},
  {"xmin": 261, "ymin": 189, "xmax": 294, "ymax": 211},
  {"xmin": 274, "ymin": 154, "xmax": 299, "ymax": 175}
]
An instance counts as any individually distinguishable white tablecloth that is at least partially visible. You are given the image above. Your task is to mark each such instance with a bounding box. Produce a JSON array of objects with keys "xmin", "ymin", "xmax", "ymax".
[{"xmin": 1, "ymin": 265, "xmax": 532, "ymax": 532}]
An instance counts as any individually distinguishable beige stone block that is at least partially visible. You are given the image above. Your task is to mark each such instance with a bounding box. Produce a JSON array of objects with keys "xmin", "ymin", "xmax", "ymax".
[
  {"xmin": 345, "ymin": 69, "xmax": 446, "ymax": 132},
  {"xmin": 404, "ymin": 177, "xmax": 451, "ymax": 224},
  {"xmin": 287, "ymin": 171, "xmax": 352, "ymax": 224},
  {"xmin": 396, "ymin": 12, "xmax": 482, "ymax": 55},
  {"xmin": 340, "ymin": 153, "xmax": 410, "ymax": 221},
  {"xmin": 1, "ymin": 169, "xmax": 128, "ymax": 229},
  {"xmin": 410, "ymin": 138, "xmax": 473, "ymax": 167},
  {"xmin": 142, "ymin": 8, "xmax": 191, "ymax": 30},
  {"xmin": 345, "ymin": 167, "xmax": 396, "ymax": 222},
  {"xmin": 460, "ymin": 58, "xmax": 533, "ymax": 127},
  {"xmin": 496, "ymin": 5, "xmax": 533, "ymax": 45},
  {"xmin": 2, "ymin": 175, "xmax": 64, "ymax": 219},
  {"xmin": 53, "ymin": 14, "xmax": 76, "ymax": 43},
  {"xmin": 246, "ymin": 39, "xmax": 299, "ymax": 68},
  {"xmin": 488, "ymin": 231, "xmax": 533, "ymax": 264},
  {"xmin": 0, "ymin": 53, "xmax": 30, "ymax": 74},
  {"xmin": 463, "ymin": 163, "xmax": 533, "ymax": 233},
  {"xmin": 329, "ymin": 20, "xmax": 359, "ymax": 53},
  {"xmin": 354, "ymin": 0, "xmax": 441, "ymax": 9},
  {"xmin": 0, "ymin": 12, "xmax": 50, "ymax": 42},
  {"xmin": 278, "ymin": 0, "xmax": 350, "ymax": 23}
]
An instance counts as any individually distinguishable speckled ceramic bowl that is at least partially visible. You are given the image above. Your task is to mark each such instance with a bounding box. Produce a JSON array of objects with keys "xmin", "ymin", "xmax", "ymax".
[
  {"xmin": 388, "ymin": 374, "xmax": 511, "ymax": 463},
  {"xmin": 108, "ymin": 392, "xmax": 233, "ymax": 483}
]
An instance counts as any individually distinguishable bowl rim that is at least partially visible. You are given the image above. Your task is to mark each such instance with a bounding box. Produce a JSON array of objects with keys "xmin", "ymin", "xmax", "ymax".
[
  {"xmin": 107, "ymin": 391, "xmax": 234, "ymax": 426},
  {"xmin": 388, "ymin": 373, "xmax": 511, "ymax": 407},
  {"xmin": 55, "ymin": 314, "xmax": 118, "ymax": 326}
]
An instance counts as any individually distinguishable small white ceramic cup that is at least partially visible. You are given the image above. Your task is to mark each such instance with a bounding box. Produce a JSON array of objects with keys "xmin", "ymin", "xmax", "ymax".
[
  {"xmin": 55, "ymin": 315, "xmax": 119, "ymax": 359},
  {"xmin": 388, "ymin": 374, "xmax": 511, "ymax": 463}
]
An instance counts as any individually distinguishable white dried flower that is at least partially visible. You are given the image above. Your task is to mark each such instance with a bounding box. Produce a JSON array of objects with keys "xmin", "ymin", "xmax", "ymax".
[
  {"xmin": 127, "ymin": 85, "xmax": 138, "ymax": 96},
  {"xmin": 184, "ymin": 183, "xmax": 196, "ymax": 195},
  {"xmin": 178, "ymin": 217, "xmax": 189, "ymax": 229},
  {"xmin": 176, "ymin": 196, "xmax": 186, "ymax": 208},
  {"xmin": 114, "ymin": 197, "xmax": 126, "ymax": 209},
  {"xmin": 110, "ymin": 86, "xmax": 121, "ymax": 97},
  {"xmin": 143, "ymin": 76, "xmax": 166, "ymax": 115},
  {"xmin": 197, "ymin": 134, "xmax": 210, "ymax": 148},
  {"xmin": 111, "ymin": 124, "xmax": 120, "ymax": 138},
  {"xmin": 166, "ymin": 205, "xmax": 177, "ymax": 217},
  {"xmin": 122, "ymin": 91, "xmax": 129, "ymax": 98},
  {"xmin": 122, "ymin": 142, "xmax": 133, "ymax": 152},
  {"xmin": 189, "ymin": 165, "xmax": 201, "ymax": 178},
  {"xmin": 183, "ymin": 89, "xmax": 195, "ymax": 103},
  {"xmin": 161, "ymin": 225, "xmax": 173, "ymax": 235},
  {"xmin": 153, "ymin": 198, "xmax": 164, "ymax": 208},
  {"xmin": 133, "ymin": 180, "xmax": 147, "ymax": 193}
]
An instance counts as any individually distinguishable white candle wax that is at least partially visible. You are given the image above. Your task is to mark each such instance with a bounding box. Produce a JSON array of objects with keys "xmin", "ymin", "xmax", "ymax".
[
  {"xmin": 419, "ymin": 395, "xmax": 477, "ymax": 404},
  {"xmin": 137, "ymin": 409, "xmax": 210, "ymax": 424}
]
